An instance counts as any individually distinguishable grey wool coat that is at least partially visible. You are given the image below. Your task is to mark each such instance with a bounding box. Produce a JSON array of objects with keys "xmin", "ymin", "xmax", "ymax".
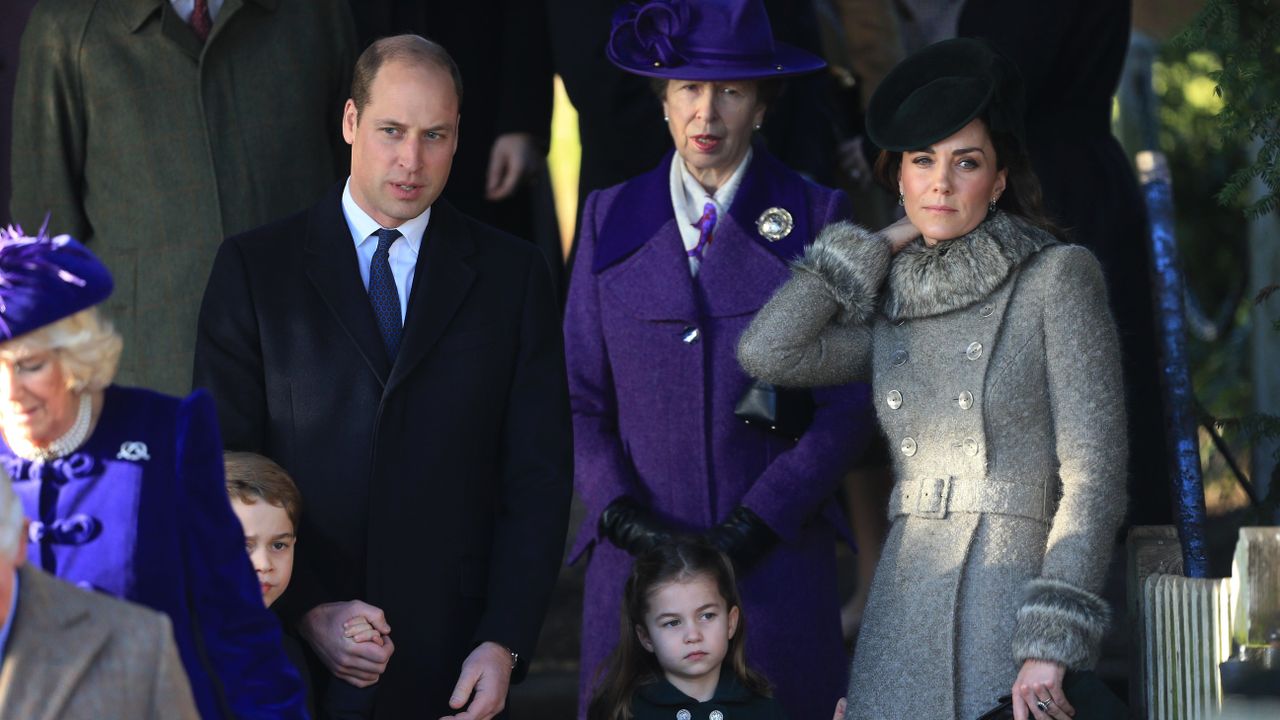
[
  {"xmin": 9, "ymin": 0, "xmax": 356, "ymax": 395},
  {"xmin": 0, "ymin": 566, "xmax": 199, "ymax": 719},
  {"xmin": 738, "ymin": 212, "xmax": 1127, "ymax": 718}
]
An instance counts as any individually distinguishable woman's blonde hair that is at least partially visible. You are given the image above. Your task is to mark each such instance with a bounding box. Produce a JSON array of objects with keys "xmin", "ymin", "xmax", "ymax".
[{"xmin": 0, "ymin": 308, "xmax": 122, "ymax": 392}]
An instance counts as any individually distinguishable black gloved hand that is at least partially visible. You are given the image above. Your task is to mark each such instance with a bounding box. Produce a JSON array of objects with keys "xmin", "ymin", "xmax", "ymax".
[
  {"xmin": 599, "ymin": 497, "xmax": 672, "ymax": 557},
  {"xmin": 704, "ymin": 506, "xmax": 779, "ymax": 574}
]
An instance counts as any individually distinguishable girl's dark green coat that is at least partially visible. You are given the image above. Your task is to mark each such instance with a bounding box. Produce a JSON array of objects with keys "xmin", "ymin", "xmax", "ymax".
[{"xmin": 629, "ymin": 674, "xmax": 789, "ymax": 720}]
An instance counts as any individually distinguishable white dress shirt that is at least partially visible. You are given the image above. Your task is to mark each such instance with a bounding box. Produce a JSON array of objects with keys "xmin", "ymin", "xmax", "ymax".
[
  {"xmin": 669, "ymin": 147, "xmax": 753, "ymax": 275},
  {"xmin": 169, "ymin": 0, "xmax": 225, "ymax": 22},
  {"xmin": 341, "ymin": 179, "xmax": 429, "ymax": 323}
]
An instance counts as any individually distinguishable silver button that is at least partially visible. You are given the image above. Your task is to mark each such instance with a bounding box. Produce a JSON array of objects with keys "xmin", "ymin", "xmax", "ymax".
[
  {"xmin": 965, "ymin": 341, "xmax": 983, "ymax": 360},
  {"xmin": 957, "ymin": 391, "xmax": 974, "ymax": 410},
  {"xmin": 677, "ymin": 711, "xmax": 691, "ymax": 720},
  {"xmin": 980, "ymin": 304, "xmax": 995, "ymax": 317},
  {"xmin": 710, "ymin": 712, "xmax": 724, "ymax": 720},
  {"xmin": 901, "ymin": 437, "xmax": 917, "ymax": 456},
  {"xmin": 891, "ymin": 349, "xmax": 908, "ymax": 366},
  {"xmin": 963, "ymin": 437, "xmax": 980, "ymax": 456},
  {"xmin": 886, "ymin": 390, "xmax": 903, "ymax": 409},
  {"xmin": 680, "ymin": 327, "xmax": 700, "ymax": 344}
]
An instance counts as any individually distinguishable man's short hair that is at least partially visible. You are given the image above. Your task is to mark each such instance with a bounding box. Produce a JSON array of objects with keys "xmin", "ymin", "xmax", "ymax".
[
  {"xmin": 351, "ymin": 34, "xmax": 463, "ymax": 117},
  {"xmin": 0, "ymin": 467, "xmax": 24, "ymax": 559},
  {"xmin": 224, "ymin": 452, "xmax": 302, "ymax": 532}
]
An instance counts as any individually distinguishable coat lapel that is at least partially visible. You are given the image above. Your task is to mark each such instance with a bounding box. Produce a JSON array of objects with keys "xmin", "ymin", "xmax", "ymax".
[
  {"xmin": 594, "ymin": 153, "xmax": 698, "ymax": 322},
  {"xmin": 385, "ymin": 200, "xmax": 477, "ymax": 395},
  {"xmin": 0, "ymin": 568, "xmax": 111, "ymax": 717},
  {"xmin": 695, "ymin": 148, "xmax": 811, "ymax": 317},
  {"xmin": 304, "ymin": 187, "xmax": 393, "ymax": 385}
]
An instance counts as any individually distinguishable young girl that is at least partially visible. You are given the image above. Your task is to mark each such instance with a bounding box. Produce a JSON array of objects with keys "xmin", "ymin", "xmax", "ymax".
[{"xmin": 588, "ymin": 540, "xmax": 787, "ymax": 720}]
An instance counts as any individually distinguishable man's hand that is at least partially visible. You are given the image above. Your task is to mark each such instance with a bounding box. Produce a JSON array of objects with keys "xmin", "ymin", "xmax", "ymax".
[
  {"xmin": 439, "ymin": 641, "xmax": 514, "ymax": 720},
  {"xmin": 300, "ymin": 601, "xmax": 394, "ymax": 688},
  {"xmin": 485, "ymin": 133, "xmax": 540, "ymax": 201}
]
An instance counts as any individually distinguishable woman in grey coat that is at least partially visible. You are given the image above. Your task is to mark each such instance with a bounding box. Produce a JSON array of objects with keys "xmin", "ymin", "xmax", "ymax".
[{"xmin": 738, "ymin": 39, "xmax": 1127, "ymax": 720}]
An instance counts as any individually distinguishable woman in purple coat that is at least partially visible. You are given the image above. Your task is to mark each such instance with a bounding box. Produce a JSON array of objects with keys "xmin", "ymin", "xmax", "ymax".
[
  {"xmin": 565, "ymin": 2, "xmax": 874, "ymax": 717},
  {"xmin": 0, "ymin": 225, "xmax": 306, "ymax": 719}
]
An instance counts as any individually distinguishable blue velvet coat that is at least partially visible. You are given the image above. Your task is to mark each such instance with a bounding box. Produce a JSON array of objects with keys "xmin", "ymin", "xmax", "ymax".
[
  {"xmin": 3, "ymin": 385, "xmax": 305, "ymax": 719},
  {"xmin": 564, "ymin": 148, "xmax": 873, "ymax": 720}
]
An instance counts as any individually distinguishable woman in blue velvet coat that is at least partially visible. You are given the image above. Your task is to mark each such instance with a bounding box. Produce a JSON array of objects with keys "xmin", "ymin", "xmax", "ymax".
[
  {"xmin": 0, "ymin": 225, "xmax": 306, "ymax": 719},
  {"xmin": 565, "ymin": 2, "xmax": 875, "ymax": 718}
]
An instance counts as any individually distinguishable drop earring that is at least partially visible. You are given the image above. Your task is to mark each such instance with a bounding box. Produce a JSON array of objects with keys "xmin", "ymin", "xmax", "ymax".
[
  {"xmin": 898, "ymin": 192, "xmax": 904, "ymax": 206},
  {"xmin": 989, "ymin": 197, "xmax": 998, "ymax": 212}
]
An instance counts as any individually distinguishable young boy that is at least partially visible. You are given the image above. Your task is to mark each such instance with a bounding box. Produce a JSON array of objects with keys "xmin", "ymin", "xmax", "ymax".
[{"xmin": 225, "ymin": 452, "xmax": 381, "ymax": 718}]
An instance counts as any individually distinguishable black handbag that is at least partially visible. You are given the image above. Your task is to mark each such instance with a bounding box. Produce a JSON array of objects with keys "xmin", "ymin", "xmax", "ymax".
[
  {"xmin": 733, "ymin": 380, "xmax": 815, "ymax": 441},
  {"xmin": 974, "ymin": 671, "xmax": 1128, "ymax": 720}
]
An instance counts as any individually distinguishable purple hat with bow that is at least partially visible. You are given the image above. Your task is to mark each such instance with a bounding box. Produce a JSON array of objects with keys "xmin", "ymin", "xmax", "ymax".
[
  {"xmin": 0, "ymin": 222, "xmax": 113, "ymax": 341},
  {"xmin": 607, "ymin": 0, "xmax": 826, "ymax": 80}
]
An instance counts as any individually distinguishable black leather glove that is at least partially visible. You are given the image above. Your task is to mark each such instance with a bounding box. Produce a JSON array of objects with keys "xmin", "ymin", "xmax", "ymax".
[
  {"xmin": 599, "ymin": 497, "xmax": 672, "ymax": 557},
  {"xmin": 705, "ymin": 506, "xmax": 779, "ymax": 574}
]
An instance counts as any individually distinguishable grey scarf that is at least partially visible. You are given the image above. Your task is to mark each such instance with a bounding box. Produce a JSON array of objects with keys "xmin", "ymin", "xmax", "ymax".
[{"xmin": 883, "ymin": 212, "xmax": 1057, "ymax": 321}]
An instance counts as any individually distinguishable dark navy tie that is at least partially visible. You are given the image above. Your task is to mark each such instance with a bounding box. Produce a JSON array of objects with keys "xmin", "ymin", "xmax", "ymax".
[{"xmin": 369, "ymin": 228, "xmax": 402, "ymax": 358}]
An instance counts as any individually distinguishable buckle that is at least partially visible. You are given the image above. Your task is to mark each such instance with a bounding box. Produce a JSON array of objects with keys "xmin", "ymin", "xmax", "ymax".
[{"xmin": 915, "ymin": 476, "xmax": 952, "ymax": 519}]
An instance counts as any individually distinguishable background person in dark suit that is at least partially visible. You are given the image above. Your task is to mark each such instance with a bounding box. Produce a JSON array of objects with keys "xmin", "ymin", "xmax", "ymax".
[{"xmin": 193, "ymin": 35, "xmax": 572, "ymax": 719}]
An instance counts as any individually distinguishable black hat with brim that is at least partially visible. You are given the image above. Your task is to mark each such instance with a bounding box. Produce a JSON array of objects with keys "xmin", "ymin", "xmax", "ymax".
[{"xmin": 866, "ymin": 38, "xmax": 1025, "ymax": 152}]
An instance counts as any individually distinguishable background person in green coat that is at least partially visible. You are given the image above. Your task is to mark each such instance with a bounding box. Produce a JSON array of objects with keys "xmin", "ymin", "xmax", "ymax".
[{"xmin": 9, "ymin": 0, "xmax": 357, "ymax": 395}]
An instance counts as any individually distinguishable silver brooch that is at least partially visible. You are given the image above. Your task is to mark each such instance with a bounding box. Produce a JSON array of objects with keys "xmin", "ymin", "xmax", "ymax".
[
  {"xmin": 676, "ymin": 711, "xmax": 692, "ymax": 720},
  {"xmin": 117, "ymin": 441, "xmax": 151, "ymax": 462},
  {"xmin": 710, "ymin": 712, "xmax": 724, "ymax": 720},
  {"xmin": 755, "ymin": 206, "xmax": 794, "ymax": 242}
]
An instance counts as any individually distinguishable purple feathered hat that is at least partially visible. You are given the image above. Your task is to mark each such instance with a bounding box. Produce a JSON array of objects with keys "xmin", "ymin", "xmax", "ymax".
[
  {"xmin": 606, "ymin": 0, "xmax": 826, "ymax": 80},
  {"xmin": 0, "ymin": 221, "xmax": 113, "ymax": 341}
]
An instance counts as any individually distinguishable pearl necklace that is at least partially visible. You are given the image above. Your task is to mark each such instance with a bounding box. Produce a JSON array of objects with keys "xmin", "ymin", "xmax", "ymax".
[{"xmin": 6, "ymin": 392, "xmax": 94, "ymax": 462}]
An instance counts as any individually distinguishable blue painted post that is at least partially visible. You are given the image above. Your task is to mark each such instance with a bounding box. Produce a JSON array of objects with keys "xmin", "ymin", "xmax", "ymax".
[{"xmin": 1137, "ymin": 150, "xmax": 1210, "ymax": 578}]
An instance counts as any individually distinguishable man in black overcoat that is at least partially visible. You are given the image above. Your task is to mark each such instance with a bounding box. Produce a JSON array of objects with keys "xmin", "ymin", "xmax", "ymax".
[{"xmin": 193, "ymin": 35, "xmax": 572, "ymax": 719}]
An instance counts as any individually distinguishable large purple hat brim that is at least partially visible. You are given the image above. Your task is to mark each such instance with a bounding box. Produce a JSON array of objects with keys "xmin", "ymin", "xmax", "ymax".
[
  {"xmin": 0, "ymin": 227, "xmax": 114, "ymax": 342},
  {"xmin": 607, "ymin": 40, "xmax": 826, "ymax": 81}
]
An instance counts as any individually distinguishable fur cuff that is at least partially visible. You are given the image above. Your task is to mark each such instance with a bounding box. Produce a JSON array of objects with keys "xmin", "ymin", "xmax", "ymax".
[
  {"xmin": 791, "ymin": 221, "xmax": 889, "ymax": 325},
  {"xmin": 1012, "ymin": 578, "xmax": 1111, "ymax": 670}
]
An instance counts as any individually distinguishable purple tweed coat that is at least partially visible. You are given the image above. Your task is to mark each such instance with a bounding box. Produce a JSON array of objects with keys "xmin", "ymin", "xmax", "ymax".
[{"xmin": 565, "ymin": 148, "xmax": 873, "ymax": 720}]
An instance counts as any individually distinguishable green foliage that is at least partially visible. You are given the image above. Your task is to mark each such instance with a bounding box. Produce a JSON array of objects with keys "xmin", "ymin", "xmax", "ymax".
[
  {"xmin": 1178, "ymin": 0, "xmax": 1280, "ymax": 218},
  {"xmin": 1215, "ymin": 413, "xmax": 1280, "ymax": 461}
]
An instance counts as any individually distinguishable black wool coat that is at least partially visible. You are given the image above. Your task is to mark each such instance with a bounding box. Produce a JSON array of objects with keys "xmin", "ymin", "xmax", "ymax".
[{"xmin": 193, "ymin": 185, "xmax": 573, "ymax": 717}]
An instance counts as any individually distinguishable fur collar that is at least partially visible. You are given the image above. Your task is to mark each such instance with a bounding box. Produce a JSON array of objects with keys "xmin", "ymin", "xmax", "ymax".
[{"xmin": 883, "ymin": 212, "xmax": 1056, "ymax": 321}]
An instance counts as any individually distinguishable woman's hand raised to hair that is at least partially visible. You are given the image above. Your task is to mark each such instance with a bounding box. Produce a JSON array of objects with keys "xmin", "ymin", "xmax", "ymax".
[{"xmin": 880, "ymin": 215, "xmax": 920, "ymax": 255}]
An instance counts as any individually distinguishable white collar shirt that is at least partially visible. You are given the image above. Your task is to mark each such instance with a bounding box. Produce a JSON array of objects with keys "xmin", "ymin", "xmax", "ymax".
[
  {"xmin": 668, "ymin": 147, "xmax": 753, "ymax": 275},
  {"xmin": 341, "ymin": 179, "xmax": 428, "ymax": 323},
  {"xmin": 169, "ymin": 0, "xmax": 226, "ymax": 22}
]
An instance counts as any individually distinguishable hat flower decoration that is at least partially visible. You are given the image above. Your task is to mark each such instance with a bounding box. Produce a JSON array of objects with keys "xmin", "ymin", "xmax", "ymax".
[
  {"xmin": 610, "ymin": 0, "xmax": 693, "ymax": 70},
  {"xmin": 0, "ymin": 220, "xmax": 113, "ymax": 341},
  {"xmin": 606, "ymin": 0, "xmax": 825, "ymax": 80}
]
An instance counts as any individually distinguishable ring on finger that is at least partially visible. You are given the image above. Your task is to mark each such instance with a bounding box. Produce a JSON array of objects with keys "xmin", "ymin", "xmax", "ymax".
[{"xmin": 1036, "ymin": 698, "xmax": 1052, "ymax": 712}]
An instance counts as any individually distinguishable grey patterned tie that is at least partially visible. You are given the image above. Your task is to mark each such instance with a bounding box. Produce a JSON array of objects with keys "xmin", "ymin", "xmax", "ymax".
[{"xmin": 369, "ymin": 228, "xmax": 402, "ymax": 358}]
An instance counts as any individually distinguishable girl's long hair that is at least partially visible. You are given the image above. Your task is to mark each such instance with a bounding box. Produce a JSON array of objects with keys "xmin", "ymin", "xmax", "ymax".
[{"xmin": 587, "ymin": 539, "xmax": 771, "ymax": 720}]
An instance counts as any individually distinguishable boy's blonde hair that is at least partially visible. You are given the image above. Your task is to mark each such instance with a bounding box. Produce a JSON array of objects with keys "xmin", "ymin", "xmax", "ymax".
[{"xmin": 224, "ymin": 452, "xmax": 301, "ymax": 531}]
